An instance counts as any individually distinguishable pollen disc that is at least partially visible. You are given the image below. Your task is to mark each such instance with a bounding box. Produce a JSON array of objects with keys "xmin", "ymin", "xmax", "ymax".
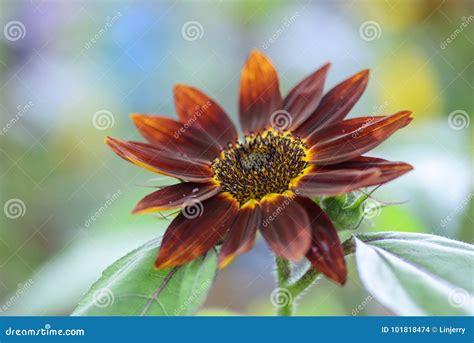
[{"xmin": 212, "ymin": 130, "xmax": 308, "ymax": 204}]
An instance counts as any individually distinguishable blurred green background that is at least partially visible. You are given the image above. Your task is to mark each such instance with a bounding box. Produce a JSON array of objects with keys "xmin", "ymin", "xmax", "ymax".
[{"xmin": 0, "ymin": 0, "xmax": 472, "ymax": 316}]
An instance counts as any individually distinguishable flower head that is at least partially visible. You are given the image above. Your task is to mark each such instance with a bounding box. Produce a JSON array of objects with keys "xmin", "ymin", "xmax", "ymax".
[{"xmin": 106, "ymin": 50, "xmax": 413, "ymax": 285}]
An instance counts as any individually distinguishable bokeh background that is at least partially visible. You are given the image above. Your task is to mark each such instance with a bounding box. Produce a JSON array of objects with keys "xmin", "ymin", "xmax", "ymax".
[{"xmin": 0, "ymin": 0, "xmax": 472, "ymax": 316}]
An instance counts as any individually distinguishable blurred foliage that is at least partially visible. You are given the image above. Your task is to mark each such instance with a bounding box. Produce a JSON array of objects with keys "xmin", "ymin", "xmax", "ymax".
[
  {"xmin": 376, "ymin": 48, "xmax": 442, "ymax": 118},
  {"xmin": 370, "ymin": 205, "xmax": 428, "ymax": 234}
]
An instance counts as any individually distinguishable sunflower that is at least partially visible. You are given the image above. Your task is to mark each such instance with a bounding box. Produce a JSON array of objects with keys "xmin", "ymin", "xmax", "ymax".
[{"xmin": 106, "ymin": 50, "xmax": 413, "ymax": 286}]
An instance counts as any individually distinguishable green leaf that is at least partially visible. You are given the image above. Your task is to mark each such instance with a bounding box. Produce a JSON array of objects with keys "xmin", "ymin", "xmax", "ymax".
[
  {"xmin": 459, "ymin": 195, "xmax": 474, "ymax": 243},
  {"xmin": 350, "ymin": 232, "xmax": 474, "ymax": 316},
  {"xmin": 72, "ymin": 237, "xmax": 217, "ymax": 316}
]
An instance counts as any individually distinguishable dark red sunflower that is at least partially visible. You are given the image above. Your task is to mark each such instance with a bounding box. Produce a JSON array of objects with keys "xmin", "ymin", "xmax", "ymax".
[{"xmin": 106, "ymin": 49, "xmax": 413, "ymax": 285}]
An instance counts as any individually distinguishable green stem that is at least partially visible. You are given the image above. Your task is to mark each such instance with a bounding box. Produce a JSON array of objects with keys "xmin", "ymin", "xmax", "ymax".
[
  {"xmin": 275, "ymin": 257, "xmax": 292, "ymax": 316},
  {"xmin": 287, "ymin": 268, "xmax": 320, "ymax": 297},
  {"xmin": 275, "ymin": 258, "xmax": 321, "ymax": 316},
  {"xmin": 277, "ymin": 299, "xmax": 293, "ymax": 316},
  {"xmin": 275, "ymin": 257, "xmax": 290, "ymax": 285},
  {"xmin": 274, "ymin": 237, "xmax": 355, "ymax": 316}
]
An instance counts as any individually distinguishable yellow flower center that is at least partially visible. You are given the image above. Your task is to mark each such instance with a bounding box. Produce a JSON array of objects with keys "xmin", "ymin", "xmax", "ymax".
[{"xmin": 212, "ymin": 130, "xmax": 309, "ymax": 204}]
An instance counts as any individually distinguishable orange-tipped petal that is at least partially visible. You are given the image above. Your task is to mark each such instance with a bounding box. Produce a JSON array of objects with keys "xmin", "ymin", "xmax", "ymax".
[
  {"xmin": 304, "ymin": 114, "xmax": 412, "ymax": 147},
  {"xmin": 259, "ymin": 193, "xmax": 311, "ymax": 261},
  {"xmin": 317, "ymin": 156, "xmax": 414, "ymax": 186},
  {"xmin": 296, "ymin": 197, "xmax": 347, "ymax": 285},
  {"xmin": 291, "ymin": 167, "xmax": 382, "ymax": 197},
  {"xmin": 283, "ymin": 63, "xmax": 330, "ymax": 130},
  {"xmin": 218, "ymin": 200, "xmax": 261, "ymax": 269},
  {"xmin": 308, "ymin": 111, "xmax": 413, "ymax": 164},
  {"xmin": 174, "ymin": 85, "xmax": 237, "ymax": 148},
  {"xmin": 131, "ymin": 114, "xmax": 221, "ymax": 162},
  {"xmin": 105, "ymin": 136, "xmax": 213, "ymax": 182},
  {"xmin": 132, "ymin": 182, "xmax": 221, "ymax": 214},
  {"xmin": 296, "ymin": 69, "xmax": 369, "ymax": 137},
  {"xmin": 154, "ymin": 193, "xmax": 238, "ymax": 269},
  {"xmin": 239, "ymin": 49, "xmax": 282, "ymax": 134},
  {"xmin": 304, "ymin": 116, "xmax": 380, "ymax": 146}
]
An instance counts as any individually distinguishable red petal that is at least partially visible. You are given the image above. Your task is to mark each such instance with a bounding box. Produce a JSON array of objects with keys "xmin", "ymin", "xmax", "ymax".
[
  {"xmin": 154, "ymin": 193, "xmax": 238, "ymax": 268},
  {"xmin": 259, "ymin": 193, "xmax": 311, "ymax": 261},
  {"xmin": 283, "ymin": 63, "xmax": 330, "ymax": 130},
  {"xmin": 218, "ymin": 200, "xmax": 261, "ymax": 268},
  {"xmin": 296, "ymin": 197, "xmax": 347, "ymax": 285},
  {"xmin": 304, "ymin": 116, "xmax": 378, "ymax": 146},
  {"xmin": 321, "ymin": 156, "xmax": 414, "ymax": 186},
  {"xmin": 239, "ymin": 49, "xmax": 283, "ymax": 134},
  {"xmin": 174, "ymin": 85, "xmax": 237, "ymax": 148},
  {"xmin": 308, "ymin": 111, "xmax": 413, "ymax": 164},
  {"xmin": 105, "ymin": 137, "xmax": 213, "ymax": 182},
  {"xmin": 291, "ymin": 167, "xmax": 381, "ymax": 196},
  {"xmin": 304, "ymin": 115, "xmax": 412, "ymax": 147},
  {"xmin": 131, "ymin": 114, "xmax": 221, "ymax": 162},
  {"xmin": 296, "ymin": 70, "xmax": 369, "ymax": 137},
  {"xmin": 132, "ymin": 182, "xmax": 221, "ymax": 214}
]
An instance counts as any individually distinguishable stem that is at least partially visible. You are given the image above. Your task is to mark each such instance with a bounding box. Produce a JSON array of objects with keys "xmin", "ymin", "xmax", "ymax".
[
  {"xmin": 273, "ymin": 237, "xmax": 355, "ymax": 316},
  {"xmin": 275, "ymin": 257, "xmax": 292, "ymax": 316},
  {"xmin": 275, "ymin": 257, "xmax": 290, "ymax": 285},
  {"xmin": 277, "ymin": 299, "xmax": 293, "ymax": 316},
  {"xmin": 287, "ymin": 268, "xmax": 320, "ymax": 297},
  {"xmin": 274, "ymin": 258, "xmax": 321, "ymax": 316}
]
